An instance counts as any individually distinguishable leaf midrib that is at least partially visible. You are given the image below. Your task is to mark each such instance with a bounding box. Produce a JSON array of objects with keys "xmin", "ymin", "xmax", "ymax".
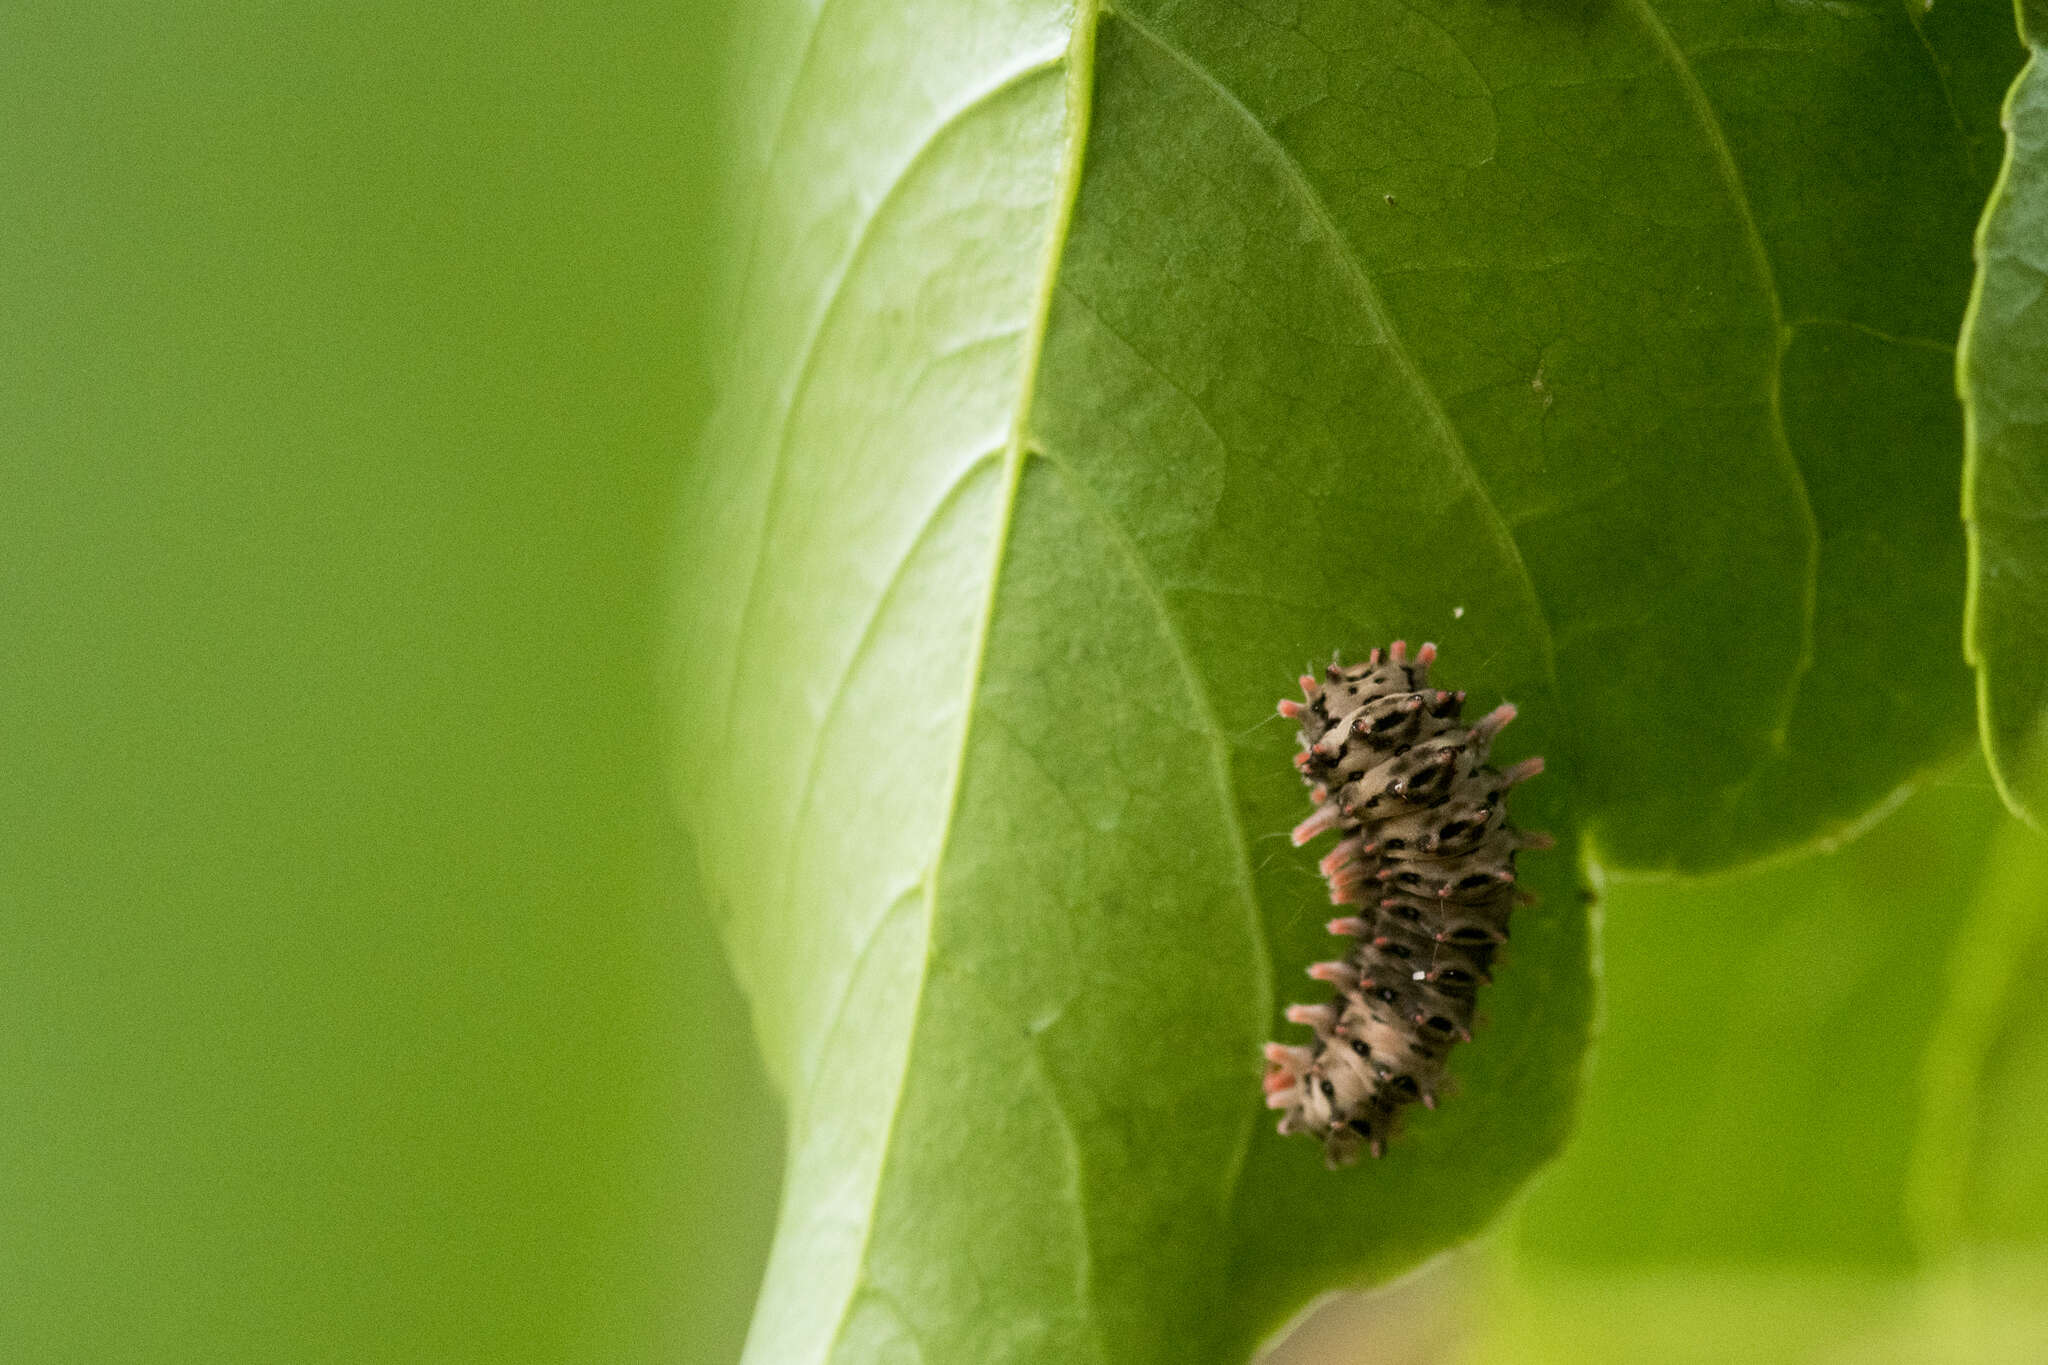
[
  {"xmin": 713, "ymin": 49, "xmax": 1069, "ymax": 788},
  {"xmin": 816, "ymin": 5, "xmax": 1107, "ymax": 1357}
]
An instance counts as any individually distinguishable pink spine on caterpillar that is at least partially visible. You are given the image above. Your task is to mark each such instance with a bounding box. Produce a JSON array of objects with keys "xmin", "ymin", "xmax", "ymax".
[{"xmin": 1261, "ymin": 641, "xmax": 1549, "ymax": 1168}]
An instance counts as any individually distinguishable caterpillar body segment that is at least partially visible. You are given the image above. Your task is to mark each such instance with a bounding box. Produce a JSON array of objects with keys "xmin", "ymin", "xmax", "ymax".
[{"xmin": 1262, "ymin": 643, "xmax": 1548, "ymax": 1168}]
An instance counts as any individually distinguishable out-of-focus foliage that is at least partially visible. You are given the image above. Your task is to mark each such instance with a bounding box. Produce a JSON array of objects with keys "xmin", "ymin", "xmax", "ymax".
[
  {"xmin": 2, "ymin": 4, "xmax": 778, "ymax": 1362},
  {"xmin": 1515, "ymin": 770, "xmax": 2007, "ymax": 1271},
  {"xmin": 1916, "ymin": 807, "xmax": 2048, "ymax": 1258}
]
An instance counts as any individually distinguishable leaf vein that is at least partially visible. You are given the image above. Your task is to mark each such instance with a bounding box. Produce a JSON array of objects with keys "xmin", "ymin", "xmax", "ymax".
[
  {"xmin": 1023, "ymin": 1031, "xmax": 1108, "ymax": 1365},
  {"xmin": 1624, "ymin": 0, "xmax": 1820, "ymax": 760},
  {"xmin": 1110, "ymin": 8, "xmax": 1562, "ymax": 707},
  {"xmin": 782, "ymin": 447, "xmax": 1007, "ymax": 1112},
  {"xmin": 819, "ymin": 10, "xmax": 1104, "ymax": 1357},
  {"xmin": 1786, "ymin": 315, "xmax": 1958, "ymax": 356},
  {"xmin": 1028, "ymin": 443, "xmax": 1269, "ymax": 1216},
  {"xmin": 716, "ymin": 50, "xmax": 1069, "ymax": 762},
  {"xmin": 1897, "ymin": 0, "xmax": 1980, "ymax": 182},
  {"xmin": 796, "ymin": 881, "xmax": 925, "ymax": 1131}
]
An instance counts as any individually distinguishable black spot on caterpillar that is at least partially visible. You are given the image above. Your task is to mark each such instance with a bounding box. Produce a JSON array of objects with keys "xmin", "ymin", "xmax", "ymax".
[{"xmin": 1262, "ymin": 641, "xmax": 1548, "ymax": 1168}]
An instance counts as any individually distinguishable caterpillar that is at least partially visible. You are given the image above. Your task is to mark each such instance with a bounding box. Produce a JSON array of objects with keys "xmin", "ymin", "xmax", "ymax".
[{"xmin": 1261, "ymin": 641, "xmax": 1548, "ymax": 1168}]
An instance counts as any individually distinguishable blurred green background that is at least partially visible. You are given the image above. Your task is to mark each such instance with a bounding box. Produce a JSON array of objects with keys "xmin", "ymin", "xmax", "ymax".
[
  {"xmin": 8, "ymin": 5, "xmax": 2045, "ymax": 1364},
  {"xmin": 2, "ymin": 4, "xmax": 781, "ymax": 1361}
]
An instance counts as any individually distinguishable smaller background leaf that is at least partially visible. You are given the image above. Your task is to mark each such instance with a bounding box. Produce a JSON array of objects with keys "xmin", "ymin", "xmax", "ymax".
[{"xmin": 1963, "ymin": 1, "xmax": 2048, "ymax": 827}]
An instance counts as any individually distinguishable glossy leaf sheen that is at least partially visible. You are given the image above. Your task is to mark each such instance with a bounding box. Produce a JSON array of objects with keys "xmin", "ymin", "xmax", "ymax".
[
  {"xmin": 677, "ymin": 2, "xmax": 2004, "ymax": 1359},
  {"xmin": 1964, "ymin": 1, "xmax": 2048, "ymax": 828}
]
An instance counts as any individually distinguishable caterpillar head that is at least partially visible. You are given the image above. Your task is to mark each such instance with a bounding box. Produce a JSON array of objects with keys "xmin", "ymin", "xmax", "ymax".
[{"xmin": 1284, "ymin": 1040, "xmax": 1397, "ymax": 1166}]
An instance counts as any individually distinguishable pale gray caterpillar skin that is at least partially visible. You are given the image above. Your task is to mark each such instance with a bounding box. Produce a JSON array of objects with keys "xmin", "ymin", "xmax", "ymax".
[{"xmin": 1262, "ymin": 641, "xmax": 1548, "ymax": 1168}]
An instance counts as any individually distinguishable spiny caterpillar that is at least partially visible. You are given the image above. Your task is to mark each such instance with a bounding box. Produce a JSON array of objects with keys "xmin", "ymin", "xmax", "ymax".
[{"xmin": 1262, "ymin": 641, "xmax": 1548, "ymax": 1167}]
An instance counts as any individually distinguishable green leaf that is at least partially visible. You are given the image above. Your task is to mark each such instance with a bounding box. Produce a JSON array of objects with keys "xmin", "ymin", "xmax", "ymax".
[
  {"xmin": 1963, "ymin": 5, "xmax": 2048, "ymax": 829},
  {"xmin": 675, "ymin": 2, "xmax": 2010, "ymax": 1359}
]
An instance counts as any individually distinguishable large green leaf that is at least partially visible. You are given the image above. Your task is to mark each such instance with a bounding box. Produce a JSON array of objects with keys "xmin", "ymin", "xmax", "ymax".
[
  {"xmin": 1964, "ymin": 1, "xmax": 2048, "ymax": 828},
  {"xmin": 674, "ymin": 2, "xmax": 2009, "ymax": 1359}
]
